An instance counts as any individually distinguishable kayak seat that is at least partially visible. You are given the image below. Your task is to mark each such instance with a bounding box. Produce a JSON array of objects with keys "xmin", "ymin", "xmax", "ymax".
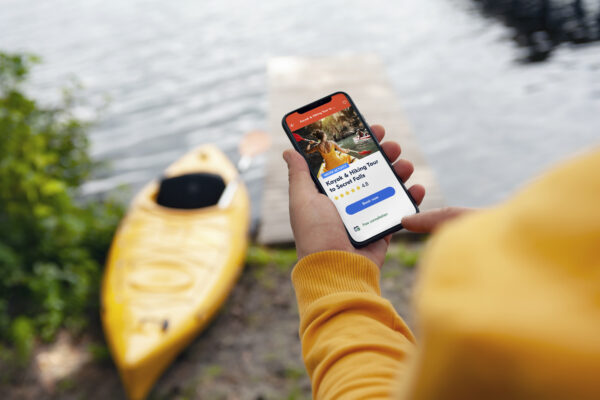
[{"xmin": 156, "ymin": 173, "xmax": 226, "ymax": 209}]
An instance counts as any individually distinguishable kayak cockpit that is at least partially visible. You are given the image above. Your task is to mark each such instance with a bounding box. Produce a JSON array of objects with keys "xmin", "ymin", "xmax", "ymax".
[{"xmin": 156, "ymin": 173, "xmax": 226, "ymax": 209}]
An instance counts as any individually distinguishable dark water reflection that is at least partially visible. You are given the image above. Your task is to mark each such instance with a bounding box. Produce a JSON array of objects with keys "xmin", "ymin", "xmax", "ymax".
[{"xmin": 474, "ymin": 0, "xmax": 600, "ymax": 61}]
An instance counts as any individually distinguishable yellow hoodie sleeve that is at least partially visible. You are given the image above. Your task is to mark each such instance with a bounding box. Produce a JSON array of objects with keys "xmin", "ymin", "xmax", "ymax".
[{"xmin": 292, "ymin": 251, "xmax": 416, "ymax": 399}]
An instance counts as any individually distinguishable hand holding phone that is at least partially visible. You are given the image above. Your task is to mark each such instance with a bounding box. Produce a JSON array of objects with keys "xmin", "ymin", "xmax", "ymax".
[
  {"xmin": 283, "ymin": 124, "xmax": 425, "ymax": 267},
  {"xmin": 283, "ymin": 92, "xmax": 424, "ymax": 249}
]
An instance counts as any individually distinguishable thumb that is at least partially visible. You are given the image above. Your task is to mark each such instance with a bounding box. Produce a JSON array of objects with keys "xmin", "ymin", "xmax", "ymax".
[{"xmin": 283, "ymin": 149, "xmax": 318, "ymax": 200}]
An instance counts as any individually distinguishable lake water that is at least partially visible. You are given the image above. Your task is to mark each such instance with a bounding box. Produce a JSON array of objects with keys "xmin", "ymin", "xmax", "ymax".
[{"xmin": 2, "ymin": 0, "xmax": 599, "ymax": 224}]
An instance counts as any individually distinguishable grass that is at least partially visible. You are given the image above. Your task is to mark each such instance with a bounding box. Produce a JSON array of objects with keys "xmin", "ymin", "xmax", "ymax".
[
  {"xmin": 246, "ymin": 245, "xmax": 297, "ymax": 271},
  {"xmin": 203, "ymin": 364, "xmax": 223, "ymax": 379},
  {"xmin": 247, "ymin": 240, "xmax": 423, "ymax": 270},
  {"xmin": 386, "ymin": 241, "xmax": 422, "ymax": 267},
  {"xmin": 284, "ymin": 364, "xmax": 310, "ymax": 400},
  {"xmin": 247, "ymin": 241, "xmax": 423, "ymax": 288},
  {"xmin": 284, "ymin": 365, "xmax": 306, "ymax": 380},
  {"xmin": 57, "ymin": 377, "xmax": 76, "ymax": 392},
  {"xmin": 87, "ymin": 342, "xmax": 111, "ymax": 364},
  {"xmin": 246, "ymin": 245, "xmax": 298, "ymax": 289}
]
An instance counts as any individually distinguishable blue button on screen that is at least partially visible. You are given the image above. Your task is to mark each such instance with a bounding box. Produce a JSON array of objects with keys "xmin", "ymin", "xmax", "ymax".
[{"xmin": 345, "ymin": 186, "xmax": 396, "ymax": 215}]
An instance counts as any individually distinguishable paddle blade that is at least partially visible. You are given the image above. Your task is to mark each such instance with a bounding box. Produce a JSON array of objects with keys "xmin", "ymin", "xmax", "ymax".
[
  {"xmin": 359, "ymin": 150, "xmax": 371, "ymax": 155},
  {"xmin": 292, "ymin": 133, "xmax": 304, "ymax": 142},
  {"xmin": 239, "ymin": 130, "xmax": 271, "ymax": 158}
]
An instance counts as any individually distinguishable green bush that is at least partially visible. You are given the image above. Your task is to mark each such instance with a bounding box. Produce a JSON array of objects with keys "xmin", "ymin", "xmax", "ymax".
[{"xmin": 0, "ymin": 52, "xmax": 123, "ymax": 360}]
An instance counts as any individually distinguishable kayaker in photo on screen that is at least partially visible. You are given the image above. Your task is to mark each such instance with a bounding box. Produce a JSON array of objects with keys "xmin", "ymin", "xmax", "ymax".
[
  {"xmin": 305, "ymin": 130, "xmax": 355, "ymax": 175},
  {"xmin": 291, "ymin": 107, "xmax": 378, "ymax": 178}
]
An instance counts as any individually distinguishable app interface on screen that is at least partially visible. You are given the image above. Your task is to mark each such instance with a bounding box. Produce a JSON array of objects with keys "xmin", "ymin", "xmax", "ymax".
[{"xmin": 286, "ymin": 93, "xmax": 417, "ymax": 242}]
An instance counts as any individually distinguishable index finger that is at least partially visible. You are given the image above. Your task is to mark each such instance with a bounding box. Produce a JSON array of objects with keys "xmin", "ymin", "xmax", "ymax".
[{"xmin": 370, "ymin": 124, "xmax": 385, "ymax": 142}]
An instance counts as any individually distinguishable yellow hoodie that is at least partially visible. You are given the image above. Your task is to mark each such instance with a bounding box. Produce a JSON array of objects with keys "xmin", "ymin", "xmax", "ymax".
[{"xmin": 292, "ymin": 149, "xmax": 600, "ymax": 399}]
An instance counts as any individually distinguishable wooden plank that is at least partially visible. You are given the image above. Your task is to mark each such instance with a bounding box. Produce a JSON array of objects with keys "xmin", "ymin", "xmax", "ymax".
[{"xmin": 257, "ymin": 55, "xmax": 444, "ymax": 245}]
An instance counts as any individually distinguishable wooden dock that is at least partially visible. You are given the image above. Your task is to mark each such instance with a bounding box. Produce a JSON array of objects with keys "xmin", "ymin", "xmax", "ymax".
[{"xmin": 257, "ymin": 55, "xmax": 444, "ymax": 245}]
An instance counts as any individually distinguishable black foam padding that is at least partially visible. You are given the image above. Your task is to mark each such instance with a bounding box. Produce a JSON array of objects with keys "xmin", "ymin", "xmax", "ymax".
[{"xmin": 156, "ymin": 173, "xmax": 226, "ymax": 209}]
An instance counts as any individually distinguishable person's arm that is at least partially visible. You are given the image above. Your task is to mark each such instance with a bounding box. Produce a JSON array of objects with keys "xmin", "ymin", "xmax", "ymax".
[
  {"xmin": 305, "ymin": 143, "xmax": 319, "ymax": 154},
  {"xmin": 333, "ymin": 142, "xmax": 348, "ymax": 153},
  {"xmin": 292, "ymin": 251, "xmax": 416, "ymax": 399},
  {"xmin": 284, "ymin": 124, "xmax": 426, "ymax": 399}
]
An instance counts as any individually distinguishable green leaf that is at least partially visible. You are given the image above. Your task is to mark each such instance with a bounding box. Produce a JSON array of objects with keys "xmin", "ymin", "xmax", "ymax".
[{"xmin": 11, "ymin": 316, "xmax": 35, "ymax": 362}]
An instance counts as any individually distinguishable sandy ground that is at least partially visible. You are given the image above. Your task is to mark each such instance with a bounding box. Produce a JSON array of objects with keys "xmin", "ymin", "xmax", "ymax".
[{"xmin": 2, "ymin": 239, "xmax": 423, "ymax": 400}]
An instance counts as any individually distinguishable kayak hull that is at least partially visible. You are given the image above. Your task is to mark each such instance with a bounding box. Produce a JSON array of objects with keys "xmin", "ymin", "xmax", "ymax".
[
  {"xmin": 101, "ymin": 145, "xmax": 250, "ymax": 400},
  {"xmin": 352, "ymin": 135, "xmax": 370, "ymax": 144}
]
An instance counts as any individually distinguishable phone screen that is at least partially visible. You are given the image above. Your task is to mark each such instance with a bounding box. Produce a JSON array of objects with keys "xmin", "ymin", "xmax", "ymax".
[{"xmin": 284, "ymin": 92, "xmax": 418, "ymax": 244}]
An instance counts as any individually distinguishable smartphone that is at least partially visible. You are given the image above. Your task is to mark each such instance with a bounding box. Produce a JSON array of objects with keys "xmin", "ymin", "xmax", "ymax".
[{"xmin": 282, "ymin": 91, "xmax": 419, "ymax": 248}]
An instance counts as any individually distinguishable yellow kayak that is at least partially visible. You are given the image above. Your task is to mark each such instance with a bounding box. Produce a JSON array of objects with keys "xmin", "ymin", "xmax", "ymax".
[{"xmin": 101, "ymin": 145, "xmax": 250, "ymax": 400}]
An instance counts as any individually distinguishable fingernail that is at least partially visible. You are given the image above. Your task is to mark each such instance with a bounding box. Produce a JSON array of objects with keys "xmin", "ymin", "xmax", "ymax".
[{"xmin": 282, "ymin": 151, "xmax": 290, "ymax": 164}]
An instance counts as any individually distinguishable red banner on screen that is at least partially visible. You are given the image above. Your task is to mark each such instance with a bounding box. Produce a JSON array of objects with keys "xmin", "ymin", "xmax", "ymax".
[{"xmin": 286, "ymin": 93, "xmax": 350, "ymax": 131}]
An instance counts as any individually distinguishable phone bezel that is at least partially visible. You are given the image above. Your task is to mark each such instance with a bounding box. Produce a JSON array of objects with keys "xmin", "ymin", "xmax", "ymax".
[{"xmin": 281, "ymin": 91, "xmax": 420, "ymax": 248}]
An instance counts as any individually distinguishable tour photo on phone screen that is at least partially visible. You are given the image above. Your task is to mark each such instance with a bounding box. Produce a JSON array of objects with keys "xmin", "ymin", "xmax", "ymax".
[{"xmin": 289, "ymin": 103, "xmax": 378, "ymax": 178}]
